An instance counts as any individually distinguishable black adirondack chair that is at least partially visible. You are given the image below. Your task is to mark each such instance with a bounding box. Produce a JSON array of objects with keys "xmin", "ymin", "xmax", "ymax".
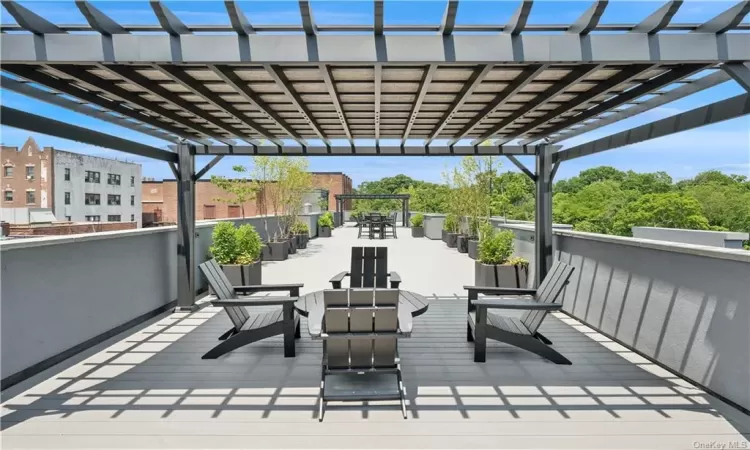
[
  {"xmin": 465, "ymin": 261, "xmax": 575, "ymax": 364},
  {"xmin": 329, "ymin": 247, "xmax": 401, "ymax": 289},
  {"xmin": 199, "ymin": 259, "xmax": 303, "ymax": 359}
]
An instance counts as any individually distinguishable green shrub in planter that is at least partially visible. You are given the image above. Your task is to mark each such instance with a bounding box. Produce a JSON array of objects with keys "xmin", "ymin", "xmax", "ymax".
[
  {"xmin": 478, "ymin": 229, "xmax": 514, "ymax": 265},
  {"xmin": 209, "ymin": 222, "xmax": 263, "ymax": 289},
  {"xmin": 291, "ymin": 220, "xmax": 310, "ymax": 249},
  {"xmin": 410, "ymin": 213, "xmax": 425, "ymax": 238},
  {"xmin": 443, "ymin": 214, "xmax": 459, "ymax": 248},
  {"xmin": 318, "ymin": 212, "xmax": 334, "ymax": 237},
  {"xmin": 475, "ymin": 228, "xmax": 529, "ymax": 288}
]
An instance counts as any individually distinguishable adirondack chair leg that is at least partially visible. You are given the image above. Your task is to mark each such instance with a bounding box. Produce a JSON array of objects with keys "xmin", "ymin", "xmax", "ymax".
[
  {"xmin": 283, "ymin": 304, "xmax": 296, "ymax": 358},
  {"xmin": 534, "ymin": 332, "xmax": 553, "ymax": 345},
  {"xmin": 397, "ymin": 364, "xmax": 407, "ymax": 419},
  {"xmin": 295, "ymin": 320, "xmax": 301, "ymax": 339},
  {"xmin": 318, "ymin": 363, "xmax": 326, "ymax": 422},
  {"xmin": 218, "ymin": 327, "xmax": 236, "ymax": 341},
  {"xmin": 474, "ymin": 307, "xmax": 487, "ymax": 363},
  {"xmin": 467, "ymin": 323, "xmax": 474, "ymax": 342},
  {"xmin": 513, "ymin": 336, "xmax": 572, "ymax": 365},
  {"xmin": 202, "ymin": 331, "xmax": 261, "ymax": 359}
]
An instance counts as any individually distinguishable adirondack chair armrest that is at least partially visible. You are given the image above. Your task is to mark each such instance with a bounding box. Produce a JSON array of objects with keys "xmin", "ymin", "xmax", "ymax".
[
  {"xmin": 471, "ymin": 298, "xmax": 562, "ymax": 310},
  {"xmin": 398, "ymin": 307, "xmax": 412, "ymax": 336},
  {"xmin": 234, "ymin": 284, "xmax": 304, "ymax": 296},
  {"xmin": 329, "ymin": 271, "xmax": 349, "ymax": 288},
  {"xmin": 388, "ymin": 271, "xmax": 402, "ymax": 288},
  {"xmin": 212, "ymin": 297, "xmax": 298, "ymax": 307},
  {"xmin": 464, "ymin": 285, "xmax": 537, "ymax": 299}
]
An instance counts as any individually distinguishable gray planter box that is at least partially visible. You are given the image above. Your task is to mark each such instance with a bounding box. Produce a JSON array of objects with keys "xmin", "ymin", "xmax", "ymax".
[
  {"xmin": 287, "ymin": 237, "xmax": 297, "ymax": 255},
  {"xmin": 319, "ymin": 226, "xmax": 332, "ymax": 238},
  {"xmin": 411, "ymin": 226, "xmax": 424, "ymax": 238},
  {"xmin": 209, "ymin": 260, "xmax": 262, "ymax": 294},
  {"xmin": 262, "ymin": 241, "xmax": 288, "ymax": 261},
  {"xmin": 295, "ymin": 233, "xmax": 309, "ymax": 249},
  {"xmin": 468, "ymin": 239, "xmax": 479, "ymax": 260},
  {"xmin": 474, "ymin": 261, "xmax": 528, "ymax": 288},
  {"xmin": 457, "ymin": 235, "xmax": 469, "ymax": 253},
  {"xmin": 446, "ymin": 232, "xmax": 458, "ymax": 248}
]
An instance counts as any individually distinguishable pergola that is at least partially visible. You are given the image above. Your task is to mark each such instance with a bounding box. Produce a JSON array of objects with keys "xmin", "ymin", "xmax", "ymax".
[
  {"xmin": 1, "ymin": 0, "xmax": 748, "ymax": 310},
  {"xmin": 334, "ymin": 194, "xmax": 411, "ymax": 227}
]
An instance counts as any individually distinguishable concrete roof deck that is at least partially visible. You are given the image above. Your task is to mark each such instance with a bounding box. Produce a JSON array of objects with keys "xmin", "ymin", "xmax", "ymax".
[{"xmin": 1, "ymin": 226, "xmax": 749, "ymax": 449}]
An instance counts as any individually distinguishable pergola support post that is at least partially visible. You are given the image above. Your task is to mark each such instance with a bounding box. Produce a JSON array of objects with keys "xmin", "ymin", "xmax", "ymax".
[
  {"xmin": 176, "ymin": 143, "xmax": 197, "ymax": 311},
  {"xmin": 403, "ymin": 198, "xmax": 409, "ymax": 227},
  {"xmin": 534, "ymin": 144, "xmax": 554, "ymax": 288},
  {"xmin": 335, "ymin": 198, "xmax": 342, "ymax": 228}
]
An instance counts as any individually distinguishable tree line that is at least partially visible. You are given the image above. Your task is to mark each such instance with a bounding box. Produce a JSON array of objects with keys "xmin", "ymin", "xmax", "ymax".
[{"xmin": 352, "ymin": 165, "xmax": 750, "ymax": 247}]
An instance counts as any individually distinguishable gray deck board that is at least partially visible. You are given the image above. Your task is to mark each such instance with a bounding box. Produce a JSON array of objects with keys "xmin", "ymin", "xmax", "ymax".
[{"xmin": 1, "ymin": 227, "xmax": 748, "ymax": 449}]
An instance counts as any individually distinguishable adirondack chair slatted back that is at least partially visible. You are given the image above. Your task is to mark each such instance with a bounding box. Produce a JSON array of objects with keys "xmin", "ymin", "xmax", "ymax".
[
  {"xmin": 520, "ymin": 261, "xmax": 575, "ymax": 334},
  {"xmin": 199, "ymin": 259, "xmax": 249, "ymax": 330},
  {"xmin": 323, "ymin": 288, "xmax": 400, "ymax": 369},
  {"xmin": 350, "ymin": 247, "xmax": 388, "ymax": 288}
]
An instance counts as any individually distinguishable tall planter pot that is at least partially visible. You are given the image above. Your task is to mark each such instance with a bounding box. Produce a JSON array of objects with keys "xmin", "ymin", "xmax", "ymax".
[
  {"xmin": 295, "ymin": 233, "xmax": 309, "ymax": 249},
  {"xmin": 474, "ymin": 261, "xmax": 528, "ymax": 288},
  {"xmin": 468, "ymin": 239, "xmax": 479, "ymax": 260},
  {"xmin": 210, "ymin": 260, "xmax": 262, "ymax": 295},
  {"xmin": 446, "ymin": 232, "xmax": 458, "ymax": 248},
  {"xmin": 456, "ymin": 235, "xmax": 469, "ymax": 253},
  {"xmin": 319, "ymin": 226, "xmax": 332, "ymax": 238},
  {"xmin": 411, "ymin": 226, "xmax": 424, "ymax": 238},
  {"xmin": 286, "ymin": 237, "xmax": 297, "ymax": 255},
  {"xmin": 262, "ymin": 241, "xmax": 288, "ymax": 261},
  {"xmin": 441, "ymin": 229, "xmax": 447, "ymax": 242}
]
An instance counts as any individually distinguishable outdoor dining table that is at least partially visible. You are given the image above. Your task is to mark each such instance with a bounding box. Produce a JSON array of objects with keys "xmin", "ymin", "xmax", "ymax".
[{"xmin": 294, "ymin": 290, "xmax": 429, "ymax": 337}]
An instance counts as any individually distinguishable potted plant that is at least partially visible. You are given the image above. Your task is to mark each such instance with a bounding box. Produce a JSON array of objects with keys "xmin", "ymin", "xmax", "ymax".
[
  {"xmin": 444, "ymin": 213, "xmax": 459, "ymax": 248},
  {"xmin": 318, "ymin": 212, "xmax": 333, "ymax": 237},
  {"xmin": 410, "ymin": 213, "xmax": 424, "ymax": 238},
  {"xmin": 467, "ymin": 217, "xmax": 482, "ymax": 260},
  {"xmin": 291, "ymin": 220, "xmax": 310, "ymax": 249},
  {"xmin": 475, "ymin": 227, "xmax": 529, "ymax": 288},
  {"xmin": 209, "ymin": 222, "xmax": 262, "ymax": 292}
]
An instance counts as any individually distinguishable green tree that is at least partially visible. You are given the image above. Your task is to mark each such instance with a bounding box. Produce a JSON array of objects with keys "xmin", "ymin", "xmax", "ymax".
[
  {"xmin": 612, "ymin": 192, "xmax": 710, "ymax": 236},
  {"xmin": 621, "ymin": 170, "xmax": 673, "ymax": 194},
  {"xmin": 554, "ymin": 166, "xmax": 625, "ymax": 194},
  {"xmin": 491, "ymin": 171, "xmax": 535, "ymax": 220},
  {"xmin": 553, "ymin": 180, "xmax": 637, "ymax": 234},
  {"xmin": 210, "ymin": 165, "xmax": 258, "ymax": 218}
]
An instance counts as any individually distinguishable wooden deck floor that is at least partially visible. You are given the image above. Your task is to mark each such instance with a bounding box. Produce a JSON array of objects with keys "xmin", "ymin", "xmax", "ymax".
[{"xmin": 2, "ymin": 227, "xmax": 749, "ymax": 449}]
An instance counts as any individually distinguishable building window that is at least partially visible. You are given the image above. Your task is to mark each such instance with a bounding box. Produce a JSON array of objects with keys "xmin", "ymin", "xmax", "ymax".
[
  {"xmin": 65, "ymin": 215, "xmax": 71, "ymax": 221},
  {"xmin": 64, "ymin": 192, "xmax": 71, "ymax": 205},
  {"xmin": 107, "ymin": 173, "xmax": 121, "ymax": 186},
  {"xmin": 25, "ymin": 166, "xmax": 34, "ymax": 179},
  {"xmin": 85, "ymin": 171, "xmax": 100, "ymax": 183},
  {"xmin": 107, "ymin": 215, "xmax": 121, "ymax": 222},
  {"xmin": 131, "ymin": 176, "xmax": 135, "ymax": 187},
  {"xmin": 4, "ymin": 190, "xmax": 13, "ymax": 202},
  {"xmin": 64, "ymin": 168, "xmax": 71, "ymax": 181},
  {"xmin": 26, "ymin": 190, "xmax": 35, "ymax": 204},
  {"xmin": 130, "ymin": 195, "xmax": 135, "ymax": 206},
  {"xmin": 85, "ymin": 193, "xmax": 101, "ymax": 205},
  {"xmin": 3, "ymin": 166, "xmax": 13, "ymax": 177},
  {"xmin": 108, "ymin": 194, "xmax": 121, "ymax": 205},
  {"xmin": 131, "ymin": 214, "xmax": 135, "ymax": 222},
  {"xmin": 204, "ymin": 205, "xmax": 216, "ymax": 219},
  {"xmin": 85, "ymin": 215, "xmax": 100, "ymax": 222},
  {"xmin": 227, "ymin": 205, "xmax": 241, "ymax": 218}
]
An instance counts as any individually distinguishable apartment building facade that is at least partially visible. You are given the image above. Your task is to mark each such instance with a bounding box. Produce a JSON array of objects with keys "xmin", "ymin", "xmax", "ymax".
[
  {"xmin": 2, "ymin": 138, "xmax": 142, "ymax": 226},
  {"xmin": 142, "ymin": 172, "xmax": 353, "ymax": 224}
]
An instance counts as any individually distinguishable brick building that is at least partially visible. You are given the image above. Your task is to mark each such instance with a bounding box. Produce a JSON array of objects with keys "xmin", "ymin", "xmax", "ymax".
[
  {"xmin": 2, "ymin": 137, "xmax": 142, "ymax": 226},
  {"xmin": 142, "ymin": 172, "xmax": 353, "ymax": 225}
]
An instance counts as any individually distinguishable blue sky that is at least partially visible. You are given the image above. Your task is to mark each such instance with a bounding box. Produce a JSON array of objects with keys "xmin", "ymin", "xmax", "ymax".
[{"xmin": 1, "ymin": 0, "xmax": 748, "ymax": 186}]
